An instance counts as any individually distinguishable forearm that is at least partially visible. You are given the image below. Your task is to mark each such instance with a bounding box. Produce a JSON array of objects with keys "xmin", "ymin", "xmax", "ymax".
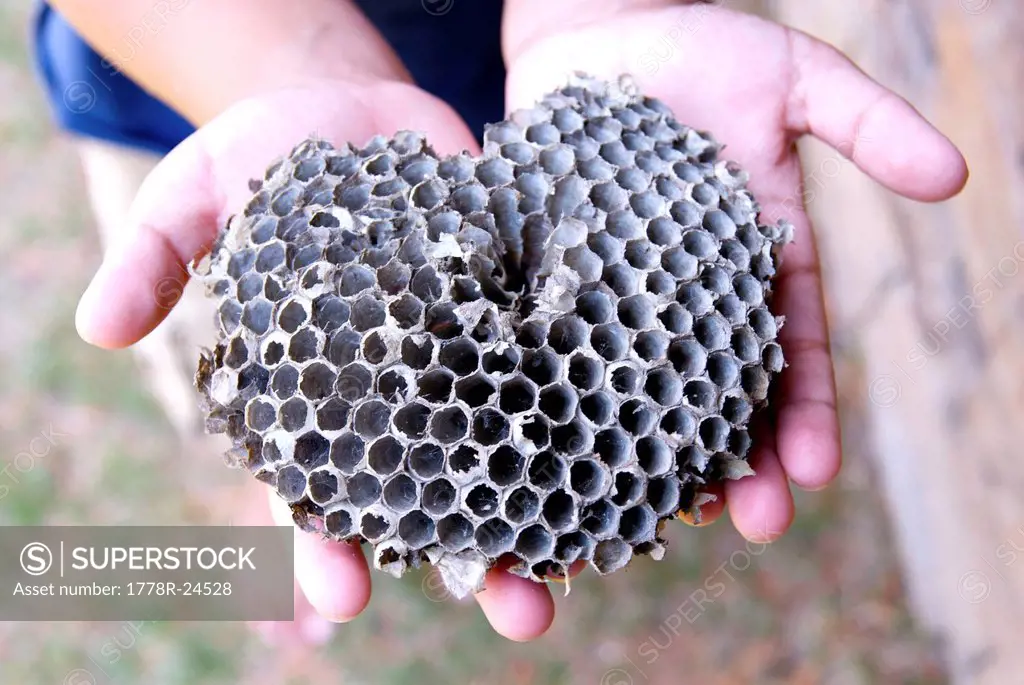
[{"xmin": 50, "ymin": 0, "xmax": 410, "ymax": 125}]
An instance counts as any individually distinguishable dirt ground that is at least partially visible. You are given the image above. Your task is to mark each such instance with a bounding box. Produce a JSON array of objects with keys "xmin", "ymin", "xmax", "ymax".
[{"xmin": 0, "ymin": 3, "xmax": 947, "ymax": 683}]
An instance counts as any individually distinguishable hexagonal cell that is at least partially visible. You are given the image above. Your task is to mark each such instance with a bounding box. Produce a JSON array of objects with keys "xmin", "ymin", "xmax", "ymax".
[
  {"xmin": 312, "ymin": 295, "xmax": 349, "ymax": 333},
  {"xmin": 335, "ymin": 363, "xmax": 372, "ymax": 403},
  {"xmin": 728, "ymin": 429, "xmax": 753, "ymax": 458},
  {"xmin": 636, "ymin": 436, "xmax": 673, "ymax": 476},
  {"xmin": 400, "ymin": 336, "xmax": 434, "ymax": 370},
  {"xmin": 722, "ymin": 395, "xmax": 752, "ymax": 426},
  {"xmin": 566, "ymin": 353, "xmax": 601, "ymax": 392},
  {"xmin": 682, "ymin": 228, "xmax": 718, "ymax": 259},
  {"xmin": 324, "ymin": 508, "xmax": 354, "ymax": 537},
  {"xmin": 308, "ymin": 469, "xmax": 340, "ymax": 505},
  {"xmin": 609, "ymin": 364, "xmax": 642, "ymax": 396},
  {"xmin": 438, "ymin": 338, "xmax": 480, "ymax": 376},
  {"xmin": 456, "ymin": 374, "xmax": 498, "ymax": 408},
  {"xmin": 418, "ymin": 369, "xmax": 454, "ymax": 404},
  {"xmin": 422, "ymin": 477, "xmax": 457, "ymax": 517},
  {"xmin": 694, "ymin": 314, "xmax": 731, "ymax": 351},
  {"xmin": 520, "ymin": 347, "xmax": 561, "ymax": 387},
  {"xmin": 388, "ymin": 294, "xmax": 423, "ymax": 330},
  {"xmin": 471, "ymin": 408, "xmax": 509, "ymax": 446},
  {"xmin": 346, "ymin": 471, "xmax": 382, "ymax": 508},
  {"xmin": 292, "ymin": 432, "xmax": 329, "ymax": 470},
  {"xmin": 482, "ymin": 346, "xmax": 519, "ymax": 375},
  {"xmin": 378, "ymin": 260, "xmax": 412, "ymax": 295},
  {"xmin": 438, "ymin": 513, "xmax": 474, "ymax": 551},
  {"xmin": 255, "ymin": 241, "xmax": 286, "ymax": 272},
  {"xmin": 582, "ymin": 499, "xmax": 621, "ymax": 538},
  {"xmin": 707, "ymin": 352, "xmax": 741, "ymax": 390},
  {"xmin": 547, "ymin": 316, "xmax": 588, "ymax": 355},
  {"xmin": 594, "ymin": 427, "xmax": 632, "ymax": 469},
  {"xmin": 465, "ymin": 483, "xmax": 500, "ymax": 518},
  {"xmin": 617, "ymin": 294, "xmax": 657, "ymax": 330},
  {"xmin": 423, "ymin": 406, "xmax": 466, "ymax": 444},
  {"xmin": 382, "ymin": 473, "xmax": 418, "ymax": 513},
  {"xmin": 541, "ymin": 489, "xmax": 575, "ymax": 532},
  {"xmin": 592, "ymin": 538, "xmax": 632, "ymax": 574},
  {"xmin": 241, "ymin": 298, "xmax": 273, "ymax": 335},
  {"xmin": 518, "ymin": 413, "xmax": 551, "ymax": 451},
  {"xmin": 288, "ymin": 328, "xmax": 321, "ymax": 363},
  {"xmin": 330, "ymin": 434, "xmax": 365, "ymax": 473},
  {"xmin": 515, "ymin": 524, "xmax": 555, "ymax": 561},
  {"xmin": 504, "ymin": 486, "xmax": 540, "ymax": 525},
  {"xmin": 261, "ymin": 338, "xmax": 287, "ymax": 367},
  {"xmin": 647, "ymin": 216, "xmax": 683, "ymax": 247},
  {"xmin": 514, "ymin": 320, "xmax": 547, "ymax": 349},
  {"xmin": 223, "ymin": 336, "xmax": 249, "ymax": 370},
  {"xmin": 683, "ymin": 379, "xmax": 717, "ymax": 412},
  {"xmin": 762, "ymin": 341, "xmax": 785, "ymax": 374},
  {"xmin": 409, "ymin": 443, "xmax": 444, "ymax": 480},
  {"xmin": 634, "ymin": 330, "xmax": 669, "ymax": 362},
  {"xmin": 580, "ymin": 391, "xmax": 615, "ymax": 426},
  {"xmin": 376, "ymin": 368, "xmax": 411, "ymax": 404},
  {"xmin": 475, "ymin": 518, "xmax": 515, "ymax": 556},
  {"xmin": 551, "ymin": 420, "xmax": 590, "ymax": 456},
  {"xmin": 353, "ymin": 400, "xmax": 391, "ymax": 439},
  {"xmin": 246, "ymin": 399, "xmax": 276, "ymax": 432},
  {"xmin": 614, "ymin": 505, "xmax": 655, "ymax": 550},
  {"xmin": 611, "ymin": 470, "xmax": 644, "ymax": 507},
  {"xmin": 569, "ymin": 458, "xmax": 609, "ymax": 501},
  {"xmin": 424, "ymin": 302, "xmax": 464, "ymax": 339},
  {"xmin": 447, "ymin": 443, "xmax": 480, "ymax": 474},
  {"xmin": 527, "ymin": 451, "xmax": 566, "ymax": 492},
  {"xmin": 602, "ymin": 263, "xmax": 640, "ymax": 298},
  {"xmin": 698, "ymin": 416, "xmax": 730, "ymax": 452},
  {"xmin": 275, "ymin": 464, "xmax": 306, "ymax": 503},
  {"xmin": 645, "ymin": 367, "xmax": 683, "ymax": 406},
  {"xmin": 668, "ymin": 338, "xmax": 708, "ymax": 377},
  {"xmin": 530, "ymin": 380, "xmax": 573, "ymax": 423},
  {"xmin": 297, "ymin": 362, "xmax": 336, "ymax": 402},
  {"xmin": 368, "ymin": 436, "xmax": 404, "ymax": 476},
  {"xmin": 394, "ymin": 402, "xmax": 431, "ymax": 439},
  {"xmin": 359, "ymin": 510, "xmax": 394, "ymax": 543},
  {"xmin": 398, "ymin": 511, "xmax": 435, "ymax": 548},
  {"xmin": 647, "ymin": 474, "xmax": 682, "ymax": 516},
  {"xmin": 219, "ymin": 300, "xmax": 242, "ymax": 334},
  {"xmin": 277, "ymin": 299, "xmax": 308, "ymax": 334},
  {"xmin": 591, "ymin": 323, "xmax": 629, "ymax": 362},
  {"xmin": 350, "ymin": 295, "xmax": 387, "ymax": 332},
  {"xmin": 409, "ymin": 266, "xmax": 443, "ymax": 303},
  {"xmin": 238, "ymin": 274, "xmax": 265, "ymax": 305},
  {"xmin": 554, "ymin": 530, "xmax": 594, "ymax": 565},
  {"xmin": 487, "ymin": 445, "xmax": 526, "ymax": 487},
  {"xmin": 576, "ymin": 290, "xmax": 614, "ymax": 325},
  {"xmin": 315, "ymin": 398, "xmax": 350, "ymax": 432},
  {"xmin": 339, "ymin": 264, "xmax": 376, "ymax": 296},
  {"xmin": 658, "ymin": 302, "xmax": 693, "ymax": 335},
  {"xmin": 618, "ymin": 399, "xmax": 657, "ymax": 436},
  {"xmin": 326, "ymin": 329, "xmax": 361, "ymax": 368},
  {"xmin": 361, "ymin": 331, "xmax": 388, "ymax": 365},
  {"xmin": 661, "ymin": 246, "xmax": 699, "ymax": 280},
  {"xmin": 678, "ymin": 282, "xmax": 714, "ymax": 317},
  {"xmin": 646, "ymin": 270, "xmax": 676, "ymax": 297}
]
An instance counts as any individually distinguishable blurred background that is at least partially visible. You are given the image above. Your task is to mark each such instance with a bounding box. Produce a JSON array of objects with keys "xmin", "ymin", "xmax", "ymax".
[{"xmin": 1, "ymin": 0, "xmax": 1018, "ymax": 683}]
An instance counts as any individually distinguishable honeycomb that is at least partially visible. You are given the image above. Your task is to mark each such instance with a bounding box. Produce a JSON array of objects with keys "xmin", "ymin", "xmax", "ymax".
[{"xmin": 193, "ymin": 73, "xmax": 793, "ymax": 597}]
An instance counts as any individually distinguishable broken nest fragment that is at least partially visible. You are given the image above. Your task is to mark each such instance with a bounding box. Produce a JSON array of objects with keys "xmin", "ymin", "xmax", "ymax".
[{"xmin": 192, "ymin": 73, "xmax": 793, "ymax": 598}]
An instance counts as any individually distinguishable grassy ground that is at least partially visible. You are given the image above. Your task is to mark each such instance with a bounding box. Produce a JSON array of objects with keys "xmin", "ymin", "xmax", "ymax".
[{"xmin": 0, "ymin": 3, "xmax": 946, "ymax": 683}]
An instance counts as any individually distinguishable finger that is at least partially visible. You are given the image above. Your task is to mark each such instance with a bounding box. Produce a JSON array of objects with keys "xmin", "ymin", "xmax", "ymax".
[
  {"xmin": 474, "ymin": 565, "xmax": 555, "ymax": 641},
  {"xmin": 236, "ymin": 481, "xmax": 336, "ymax": 645},
  {"xmin": 783, "ymin": 26, "xmax": 968, "ymax": 202},
  {"xmin": 76, "ymin": 81, "xmax": 480, "ymax": 349},
  {"xmin": 268, "ymin": 491, "xmax": 372, "ymax": 623},
  {"xmin": 758, "ymin": 178, "xmax": 843, "ymax": 491},
  {"xmin": 725, "ymin": 447, "xmax": 794, "ymax": 543}
]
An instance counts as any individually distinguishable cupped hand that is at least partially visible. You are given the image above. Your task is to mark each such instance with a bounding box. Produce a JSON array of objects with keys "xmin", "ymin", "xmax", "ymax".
[
  {"xmin": 502, "ymin": 3, "xmax": 968, "ymax": 540},
  {"xmin": 74, "ymin": 80, "xmax": 556, "ymax": 641}
]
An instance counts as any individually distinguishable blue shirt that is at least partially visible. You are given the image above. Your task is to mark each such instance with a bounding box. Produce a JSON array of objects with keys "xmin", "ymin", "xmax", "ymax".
[{"xmin": 31, "ymin": 0, "xmax": 506, "ymax": 155}]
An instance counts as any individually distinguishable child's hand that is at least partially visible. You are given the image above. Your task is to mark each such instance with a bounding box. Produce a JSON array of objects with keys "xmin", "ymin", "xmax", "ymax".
[
  {"xmin": 74, "ymin": 80, "xmax": 558, "ymax": 641},
  {"xmin": 503, "ymin": 1, "xmax": 968, "ymax": 539}
]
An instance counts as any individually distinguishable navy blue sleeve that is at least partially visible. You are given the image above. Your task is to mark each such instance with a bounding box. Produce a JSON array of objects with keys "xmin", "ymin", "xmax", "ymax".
[{"xmin": 30, "ymin": 1, "xmax": 506, "ymax": 156}]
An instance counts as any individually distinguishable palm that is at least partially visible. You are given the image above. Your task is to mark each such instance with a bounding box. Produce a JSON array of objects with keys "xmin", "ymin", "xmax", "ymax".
[{"xmin": 504, "ymin": 4, "xmax": 968, "ymax": 539}]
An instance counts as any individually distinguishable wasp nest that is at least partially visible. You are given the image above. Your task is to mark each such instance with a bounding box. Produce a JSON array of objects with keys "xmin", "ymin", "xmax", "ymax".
[{"xmin": 194, "ymin": 73, "xmax": 793, "ymax": 597}]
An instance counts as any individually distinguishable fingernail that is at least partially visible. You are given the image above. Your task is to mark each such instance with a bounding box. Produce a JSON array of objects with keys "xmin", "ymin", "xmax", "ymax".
[{"xmin": 677, "ymin": 510, "xmax": 714, "ymax": 527}]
